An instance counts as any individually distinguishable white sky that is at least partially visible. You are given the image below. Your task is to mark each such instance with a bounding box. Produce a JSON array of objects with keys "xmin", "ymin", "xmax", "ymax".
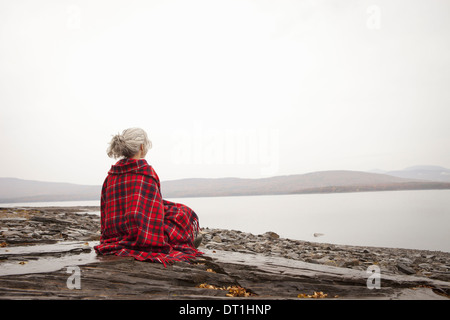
[{"xmin": 1, "ymin": 0, "xmax": 449, "ymax": 185}]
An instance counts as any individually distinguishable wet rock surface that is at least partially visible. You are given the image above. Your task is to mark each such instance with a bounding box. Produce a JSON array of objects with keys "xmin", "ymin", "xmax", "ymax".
[
  {"xmin": 0, "ymin": 207, "xmax": 100, "ymax": 245},
  {"xmin": 201, "ymin": 228, "xmax": 450, "ymax": 282},
  {"xmin": 0, "ymin": 207, "xmax": 449, "ymax": 299}
]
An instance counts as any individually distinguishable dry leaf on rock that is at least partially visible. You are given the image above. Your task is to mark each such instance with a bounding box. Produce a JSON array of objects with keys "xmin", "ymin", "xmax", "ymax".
[
  {"xmin": 196, "ymin": 283, "xmax": 255, "ymax": 297},
  {"xmin": 297, "ymin": 291, "xmax": 328, "ymax": 299}
]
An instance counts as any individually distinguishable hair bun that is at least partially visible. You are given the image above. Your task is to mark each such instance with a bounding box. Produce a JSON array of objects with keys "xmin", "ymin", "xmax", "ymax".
[
  {"xmin": 107, "ymin": 128, "xmax": 151, "ymax": 159},
  {"xmin": 115, "ymin": 134, "xmax": 125, "ymax": 144}
]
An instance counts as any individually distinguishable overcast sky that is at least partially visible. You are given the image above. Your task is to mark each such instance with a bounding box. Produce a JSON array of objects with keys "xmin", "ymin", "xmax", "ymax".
[{"xmin": 1, "ymin": 0, "xmax": 449, "ymax": 185}]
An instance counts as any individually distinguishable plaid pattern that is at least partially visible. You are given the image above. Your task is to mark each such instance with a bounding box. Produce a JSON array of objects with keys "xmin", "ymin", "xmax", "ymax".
[{"xmin": 94, "ymin": 158, "xmax": 202, "ymax": 266}]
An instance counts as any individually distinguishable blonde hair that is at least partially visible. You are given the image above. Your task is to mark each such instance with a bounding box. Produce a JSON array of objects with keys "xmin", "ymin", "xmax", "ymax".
[{"xmin": 107, "ymin": 128, "xmax": 152, "ymax": 159}]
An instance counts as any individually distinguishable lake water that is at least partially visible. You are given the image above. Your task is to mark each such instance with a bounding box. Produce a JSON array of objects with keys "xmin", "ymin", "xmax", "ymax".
[{"xmin": 2, "ymin": 190, "xmax": 449, "ymax": 252}]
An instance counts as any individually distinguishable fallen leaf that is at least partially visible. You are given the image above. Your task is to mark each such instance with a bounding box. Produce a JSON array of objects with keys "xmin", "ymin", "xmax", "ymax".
[
  {"xmin": 297, "ymin": 291, "xmax": 328, "ymax": 299},
  {"xmin": 196, "ymin": 283, "xmax": 255, "ymax": 297},
  {"xmin": 18, "ymin": 261, "xmax": 28, "ymax": 265},
  {"xmin": 226, "ymin": 285, "xmax": 254, "ymax": 297}
]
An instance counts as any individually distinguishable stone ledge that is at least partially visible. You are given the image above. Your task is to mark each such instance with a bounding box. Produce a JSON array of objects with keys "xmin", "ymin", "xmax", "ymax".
[{"xmin": 0, "ymin": 207, "xmax": 448, "ymax": 300}]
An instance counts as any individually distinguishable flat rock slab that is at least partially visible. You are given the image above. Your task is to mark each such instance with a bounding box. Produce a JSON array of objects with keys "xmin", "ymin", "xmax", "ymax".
[
  {"xmin": 0, "ymin": 242, "xmax": 448, "ymax": 300},
  {"xmin": 1, "ymin": 207, "xmax": 449, "ymax": 300}
]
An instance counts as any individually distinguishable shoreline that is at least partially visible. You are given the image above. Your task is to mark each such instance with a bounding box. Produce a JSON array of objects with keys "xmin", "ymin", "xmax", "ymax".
[
  {"xmin": 1, "ymin": 179, "xmax": 450, "ymax": 205},
  {"xmin": 1, "ymin": 206, "xmax": 449, "ymax": 281},
  {"xmin": 0, "ymin": 206, "xmax": 449, "ymax": 300},
  {"xmin": 1, "ymin": 203, "xmax": 448, "ymax": 253},
  {"xmin": 2, "ymin": 186, "xmax": 450, "ymax": 205}
]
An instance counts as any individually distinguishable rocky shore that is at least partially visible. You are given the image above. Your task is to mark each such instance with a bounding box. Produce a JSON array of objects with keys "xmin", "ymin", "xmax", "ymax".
[
  {"xmin": 202, "ymin": 229, "xmax": 450, "ymax": 282},
  {"xmin": 0, "ymin": 206, "xmax": 449, "ymax": 299}
]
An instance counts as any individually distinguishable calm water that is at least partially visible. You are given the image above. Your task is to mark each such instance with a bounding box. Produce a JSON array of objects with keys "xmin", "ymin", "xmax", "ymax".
[
  {"xmin": 2, "ymin": 190, "xmax": 449, "ymax": 252},
  {"xmin": 171, "ymin": 190, "xmax": 450, "ymax": 252}
]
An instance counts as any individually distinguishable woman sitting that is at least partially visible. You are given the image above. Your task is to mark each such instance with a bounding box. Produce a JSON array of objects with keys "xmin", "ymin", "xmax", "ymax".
[{"xmin": 94, "ymin": 128, "xmax": 202, "ymax": 266}]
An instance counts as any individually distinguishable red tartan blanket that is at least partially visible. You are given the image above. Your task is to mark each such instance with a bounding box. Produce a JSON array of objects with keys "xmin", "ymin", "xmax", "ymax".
[{"xmin": 94, "ymin": 158, "xmax": 202, "ymax": 266}]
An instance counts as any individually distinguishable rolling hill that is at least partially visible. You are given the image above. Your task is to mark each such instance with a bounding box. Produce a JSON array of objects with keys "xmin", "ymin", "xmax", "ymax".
[
  {"xmin": 160, "ymin": 170, "xmax": 450, "ymax": 198},
  {"xmin": 1, "ymin": 168, "xmax": 450, "ymax": 204},
  {"xmin": 0, "ymin": 178, "xmax": 101, "ymax": 203},
  {"xmin": 383, "ymin": 166, "xmax": 450, "ymax": 183}
]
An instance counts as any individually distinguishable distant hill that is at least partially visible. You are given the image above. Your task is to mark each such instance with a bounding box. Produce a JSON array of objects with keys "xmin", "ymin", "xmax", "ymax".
[
  {"xmin": 160, "ymin": 170, "xmax": 450, "ymax": 198},
  {"xmin": 0, "ymin": 178, "xmax": 101, "ymax": 204},
  {"xmin": 381, "ymin": 166, "xmax": 450, "ymax": 183},
  {"xmin": 1, "ymin": 169, "xmax": 450, "ymax": 203}
]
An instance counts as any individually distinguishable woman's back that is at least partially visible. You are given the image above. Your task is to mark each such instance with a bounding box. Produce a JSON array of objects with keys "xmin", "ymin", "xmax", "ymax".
[{"xmin": 94, "ymin": 129, "xmax": 202, "ymax": 266}]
